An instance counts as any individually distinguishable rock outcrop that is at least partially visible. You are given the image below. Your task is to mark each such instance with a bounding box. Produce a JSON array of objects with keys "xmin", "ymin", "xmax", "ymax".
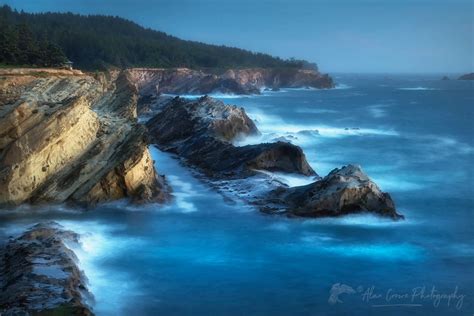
[
  {"xmin": 146, "ymin": 96, "xmax": 402, "ymax": 220},
  {"xmin": 128, "ymin": 67, "xmax": 334, "ymax": 96},
  {"xmin": 0, "ymin": 222, "xmax": 92, "ymax": 315},
  {"xmin": 458, "ymin": 73, "xmax": 474, "ymax": 80},
  {"xmin": 0, "ymin": 69, "xmax": 168, "ymax": 207},
  {"xmin": 265, "ymin": 165, "xmax": 403, "ymax": 219},
  {"xmin": 147, "ymin": 96, "xmax": 315, "ymax": 178}
]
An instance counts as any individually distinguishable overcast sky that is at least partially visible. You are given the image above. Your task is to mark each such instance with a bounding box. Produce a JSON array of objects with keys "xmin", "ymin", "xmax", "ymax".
[{"xmin": 4, "ymin": 0, "xmax": 473, "ymax": 73}]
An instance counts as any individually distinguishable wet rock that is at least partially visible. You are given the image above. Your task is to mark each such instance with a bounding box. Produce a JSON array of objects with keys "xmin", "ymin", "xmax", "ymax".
[
  {"xmin": 147, "ymin": 96, "xmax": 315, "ymax": 178},
  {"xmin": 265, "ymin": 165, "xmax": 403, "ymax": 219},
  {"xmin": 0, "ymin": 222, "xmax": 93, "ymax": 315}
]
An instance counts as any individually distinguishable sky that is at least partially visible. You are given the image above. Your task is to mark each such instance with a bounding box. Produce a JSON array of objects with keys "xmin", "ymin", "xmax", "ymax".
[{"xmin": 3, "ymin": 0, "xmax": 473, "ymax": 73}]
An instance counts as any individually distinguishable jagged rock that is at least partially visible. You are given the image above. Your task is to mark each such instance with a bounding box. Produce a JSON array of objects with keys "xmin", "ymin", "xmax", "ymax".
[
  {"xmin": 0, "ymin": 222, "xmax": 93, "ymax": 315},
  {"xmin": 128, "ymin": 67, "xmax": 334, "ymax": 96},
  {"xmin": 0, "ymin": 70, "xmax": 169, "ymax": 207},
  {"xmin": 147, "ymin": 96, "xmax": 315, "ymax": 178},
  {"xmin": 458, "ymin": 73, "xmax": 474, "ymax": 80},
  {"xmin": 265, "ymin": 165, "xmax": 403, "ymax": 219}
]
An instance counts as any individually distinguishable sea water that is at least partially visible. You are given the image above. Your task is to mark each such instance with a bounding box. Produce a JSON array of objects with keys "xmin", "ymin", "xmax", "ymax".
[{"xmin": 0, "ymin": 74, "xmax": 473, "ymax": 315}]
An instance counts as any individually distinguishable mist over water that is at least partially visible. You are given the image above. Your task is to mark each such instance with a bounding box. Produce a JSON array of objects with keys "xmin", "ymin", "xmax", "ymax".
[{"xmin": 1, "ymin": 74, "xmax": 473, "ymax": 315}]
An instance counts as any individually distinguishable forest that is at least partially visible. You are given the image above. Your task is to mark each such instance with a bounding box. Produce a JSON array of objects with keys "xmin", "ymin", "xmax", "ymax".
[{"xmin": 0, "ymin": 5, "xmax": 316, "ymax": 70}]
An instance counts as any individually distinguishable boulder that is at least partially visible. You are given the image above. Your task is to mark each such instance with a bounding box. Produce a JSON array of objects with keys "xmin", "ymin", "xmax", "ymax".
[{"xmin": 266, "ymin": 165, "xmax": 403, "ymax": 219}]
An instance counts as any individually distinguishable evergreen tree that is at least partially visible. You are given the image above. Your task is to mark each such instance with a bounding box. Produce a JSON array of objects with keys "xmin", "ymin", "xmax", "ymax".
[{"xmin": 0, "ymin": 4, "xmax": 314, "ymax": 70}]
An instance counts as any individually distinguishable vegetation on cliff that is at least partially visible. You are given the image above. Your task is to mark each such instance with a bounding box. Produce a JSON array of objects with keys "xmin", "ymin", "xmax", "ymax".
[{"xmin": 0, "ymin": 5, "xmax": 317, "ymax": 71}]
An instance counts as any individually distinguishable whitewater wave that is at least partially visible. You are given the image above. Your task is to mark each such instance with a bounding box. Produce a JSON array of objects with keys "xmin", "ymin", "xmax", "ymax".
[
  {"xmin": 398, "ymin": 87, "xmax": 437, "ymax": 91},
  {"xmin": 294, "ymin": 107, "xmax": 338, "ymax": 114},
  {"xmin": 367, "ymin": 103, "xmax": 390, "ymax": 118},
  {"xmin": 243, "ymin": 110, "xmax": 399, "ymax": 141},
  {"xmin": 301, "ymin": 213, "xmax": 414, "ymax": 227},
  {"xmin": 334, "ymin": 83, "xmax": 352, "ymax": 89},
  {"xmin": 59, "ymin": 220, "xmax": 144, "ymax": 315},
  {"xmin": 253, "ymin": 169, "xmax": 317, "ymax": 187},
  {"xmin": 162, "ymin": 93, "xmax": 248, "ymax": 99}
]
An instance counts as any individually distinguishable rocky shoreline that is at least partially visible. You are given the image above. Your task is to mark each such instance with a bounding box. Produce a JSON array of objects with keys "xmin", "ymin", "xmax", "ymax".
[
  {"xmin": 0, "ymin": 67, "xmax": 402, "ymax": 315},
  {"xmin": 128, "ymin": 67, "xmax": 334, "ymax": 96},
  {"xmin": 146, "ymin": 95, "xmax": 403, "ymax": 220},
  {"xmin": 0, "ymin": 222, "xmax": 92, "ymax": 315}
]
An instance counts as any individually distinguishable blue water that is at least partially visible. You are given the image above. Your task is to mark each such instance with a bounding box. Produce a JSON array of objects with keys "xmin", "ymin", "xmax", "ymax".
[{"xmin": 1, "ymin": 74, "xmax": 473, "ymax": 315}]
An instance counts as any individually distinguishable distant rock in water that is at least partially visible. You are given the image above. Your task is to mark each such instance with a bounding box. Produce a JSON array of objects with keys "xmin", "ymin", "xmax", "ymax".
[
  {"xmin": 441, "ymin": 76, "xmax": 450, "ymax": 80},
  {"xmin": 0, "ymin": 222, "xmax": 92, "ymax": 315},
  {"xmin": 265, "ymin": 165, "xmax": 403, "ymax": 219},
  {"xmin": 0, "ymin": 69, "xmax": 169, "ymax": 207},
  {"xmin": 147, "ymin": 96, "xmax": 315, "ymax": 178},
  {"xmin": 458, "ymin": 73, "xmax": 474, "ymax": 80},
  {"xmin": 128, "ymin": 67, "xmax": 334, "ymax": 96}
]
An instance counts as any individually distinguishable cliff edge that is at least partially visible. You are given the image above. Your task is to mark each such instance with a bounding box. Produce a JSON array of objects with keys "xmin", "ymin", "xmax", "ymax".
[{"xmin": 0, "ymin": 69, "xmax": 168, "ymax": 207}]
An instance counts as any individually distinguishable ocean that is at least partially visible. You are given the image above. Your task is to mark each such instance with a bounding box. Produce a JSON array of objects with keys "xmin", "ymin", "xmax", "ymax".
[{"xmin": 1, "ymin": 74, "xmax": 473, "ymax": 315}]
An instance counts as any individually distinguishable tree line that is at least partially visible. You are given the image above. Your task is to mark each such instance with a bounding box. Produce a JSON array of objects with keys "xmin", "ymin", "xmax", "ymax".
[{"xmin": 0, "ymin": 5, "xmax": 317, "ymax": 71}]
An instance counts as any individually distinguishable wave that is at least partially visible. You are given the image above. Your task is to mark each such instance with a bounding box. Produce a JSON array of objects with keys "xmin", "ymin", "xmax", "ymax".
[
  {"xmin": 294, "ymin": 107, "xmax": 338, "ymax": 114},
  {"xmin": 334, "ymin": 83, "xmax": 352, "ymax": 89},
  {"xmin": 397, "ymin": 87, "xmax": 437, "ymax": 91},
  {"xmin": 240, "ymin": 110, "xmax": 399, "ymax": 145},
  {"xmin": 301, "ymin": 213, "xmax": 414, "ymax": 227},
  {"xmin": 253, "ymin": 169, "xmax": 317, "ymax": 187},
  {"xmin": 59, "ymin": 220, "xmax": 143, "ymax": 315},
  {"xmin": 367, "ymin": 104, "xmax": 390, "ymax": 118},
  {"xmin": 321, "ymin": 243, "xmax": 424, "ymax": 260},
  {"xmin": 161, "ymin": 93, "xmax": 248, "ymax": 99}
]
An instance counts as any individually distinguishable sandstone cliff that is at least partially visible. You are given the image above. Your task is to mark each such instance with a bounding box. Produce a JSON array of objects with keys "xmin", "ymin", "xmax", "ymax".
[
  {"xmin": 128, "ymin": 67, "xmax": 334, "ymax": 96},
  {"xmin": 0, "ymin": 69, "xmax": 168, "ymax": 207}
]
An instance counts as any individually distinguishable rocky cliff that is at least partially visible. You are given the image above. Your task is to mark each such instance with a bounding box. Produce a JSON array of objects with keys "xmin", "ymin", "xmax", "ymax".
[
  {"xmin": 128, "ymin": 67, "xmax": 334, "ymax": 96},
  {"xmin": 0, "ymin": 69, "xmax": 168, "ymax": 207}
]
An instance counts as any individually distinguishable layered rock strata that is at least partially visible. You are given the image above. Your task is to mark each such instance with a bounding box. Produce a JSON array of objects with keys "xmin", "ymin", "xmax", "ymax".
[{"xmin": 0, "ymin": 69, "xmax": 168, "ymax": 207}]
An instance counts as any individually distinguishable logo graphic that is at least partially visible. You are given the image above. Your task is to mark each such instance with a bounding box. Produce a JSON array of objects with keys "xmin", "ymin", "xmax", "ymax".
[{"xmin": 328, "ymin": 283, "xmax": 356, "ymax": 305}]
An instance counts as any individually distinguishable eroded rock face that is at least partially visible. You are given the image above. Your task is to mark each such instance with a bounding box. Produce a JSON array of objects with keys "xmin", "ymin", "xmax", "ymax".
[
  {"xmin": 0, "ymin": 222, "xmax": 92, "ymax": 315},
  {"xmin": 266, "ymin": 165, "xmax": 403, "ymax": 219},
  {"xmin": 128, "ymin": 67, "xmax": 334, "ymax": 96},
  {"xmin": 147, "ymin": 96, "xmax": 315, "ymax": 178},
  {"xmin": 0, "ymin": 69, "xmax": 168, "ymax": 207}
]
